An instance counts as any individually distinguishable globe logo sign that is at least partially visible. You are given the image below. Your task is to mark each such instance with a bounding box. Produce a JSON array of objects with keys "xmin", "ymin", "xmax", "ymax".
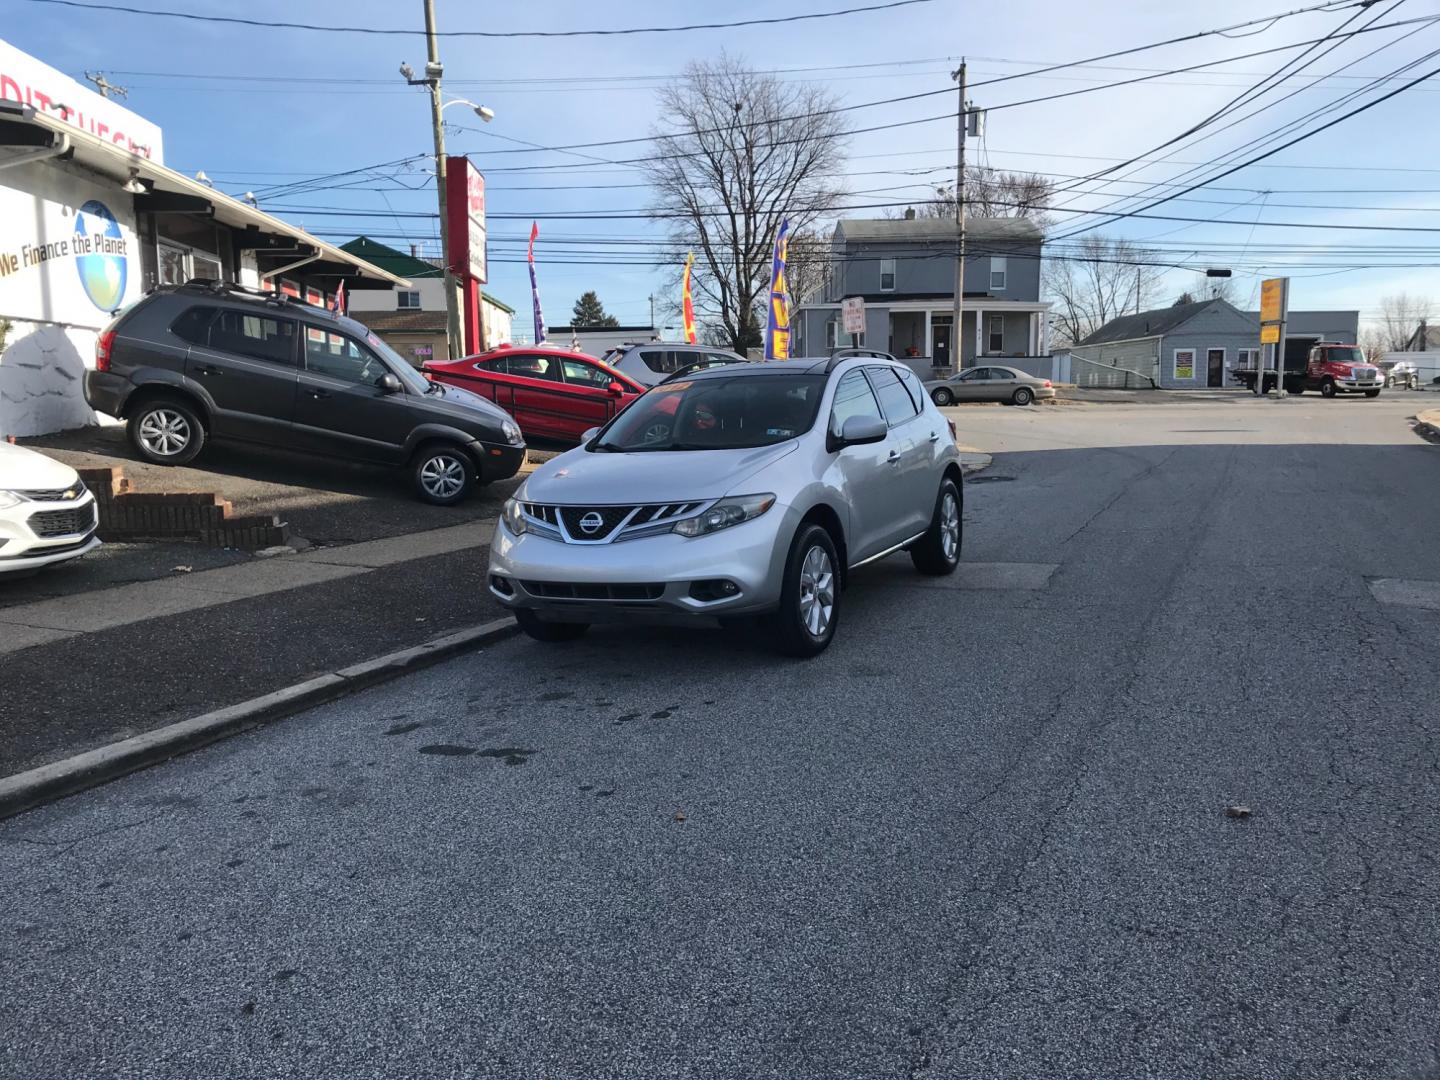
[{"xmin": 73, "ymin": 199, "xmax": 128, "ymax": 312}]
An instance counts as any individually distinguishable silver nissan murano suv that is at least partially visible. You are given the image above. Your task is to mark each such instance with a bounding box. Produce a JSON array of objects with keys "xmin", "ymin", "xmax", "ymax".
[{"xmin": 488, "ymin": 353, "xmax": 964, "ymax": 656}]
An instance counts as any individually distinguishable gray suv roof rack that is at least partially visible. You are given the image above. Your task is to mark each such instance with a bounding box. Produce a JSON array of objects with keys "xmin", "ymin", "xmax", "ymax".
[
  {"xmin": 824, "ymin": 347, "xmax": 897, "ymax": 374},
  {"xmin": 173, "ymin": 278, "xmax": 339, "ymax": 318}
]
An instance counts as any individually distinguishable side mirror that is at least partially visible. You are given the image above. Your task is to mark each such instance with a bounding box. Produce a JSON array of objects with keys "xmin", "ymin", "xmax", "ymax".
[
  {"xmin": 377, "ymin": 372, "xmax": 402, "ymax": 394},
  {"xmin": 836, "ymin": 414, "xmax": 887, "ymax": 449},
  {"xmin": 606, "ymin": 380, "xmax": 626, "ymax": 397},
  {"xmin": 582, "ymin": 426, "xmax": 602, "ymax": 443}
]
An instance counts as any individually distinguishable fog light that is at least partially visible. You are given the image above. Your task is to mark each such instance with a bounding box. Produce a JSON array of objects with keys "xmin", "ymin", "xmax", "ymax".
[
  {"xmin": 490, "ymin": 574, "xmax": 514, "ymax": 596},
  {"xmin": 690, "ymin": 579, "xmax": 740, "ymax": 602}
]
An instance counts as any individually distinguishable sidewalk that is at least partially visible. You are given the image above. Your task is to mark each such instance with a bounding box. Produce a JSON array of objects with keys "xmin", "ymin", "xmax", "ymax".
[{"xmin": 1, "ymin": 519, "xmax": 509, "ymax": 777}]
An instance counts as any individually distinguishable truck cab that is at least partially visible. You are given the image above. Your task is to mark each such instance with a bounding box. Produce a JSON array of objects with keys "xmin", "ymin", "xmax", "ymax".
[{"xmin": 1293, "ymin": 343, "xmax": 1382, "ymax": 398}]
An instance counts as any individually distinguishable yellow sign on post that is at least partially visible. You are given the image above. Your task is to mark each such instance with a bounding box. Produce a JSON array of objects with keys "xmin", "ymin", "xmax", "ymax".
[
  {"xmin": 1260, "ymin": 278, "xmax": 1284, "ymax": 324},
  {"xmin": 1260, "ymin": 323, "xmax": 1281, "ymax": 344}
]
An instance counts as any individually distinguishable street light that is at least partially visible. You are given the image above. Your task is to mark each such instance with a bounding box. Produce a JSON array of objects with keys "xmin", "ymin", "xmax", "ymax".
[{"xmin": 442, "ymin": 97, "xmax": 495, "ymax": 123}]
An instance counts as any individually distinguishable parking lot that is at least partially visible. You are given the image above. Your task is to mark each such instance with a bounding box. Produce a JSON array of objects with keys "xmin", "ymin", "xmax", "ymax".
[{"xmin": 4, "ymin": 394, "xmax": 1437, "ymax": 1079}]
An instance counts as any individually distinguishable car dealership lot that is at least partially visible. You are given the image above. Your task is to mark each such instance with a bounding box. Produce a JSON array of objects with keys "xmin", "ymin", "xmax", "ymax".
[{"xmin": 3, "ymin": 395, "xmax": 1438, "ymax": 1079}]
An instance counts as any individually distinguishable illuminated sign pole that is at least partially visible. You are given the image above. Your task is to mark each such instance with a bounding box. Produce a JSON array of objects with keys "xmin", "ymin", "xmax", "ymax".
[
  {"xmin": 1258, "ymin": 277, "xmax": 1289, "ymax": 397},
  {"xmin": 445, "ymin": 156, "xmax": 487, "ymax": 355}
]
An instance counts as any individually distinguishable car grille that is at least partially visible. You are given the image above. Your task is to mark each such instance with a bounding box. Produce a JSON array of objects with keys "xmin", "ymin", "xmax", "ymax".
[
  {"xmin": 520, "ymin": 580, "xmax": 665, "ymax": 602},
  {"xmin": 29, "ymin": 504, "xmax": 97, "ymax": 538},
  {"xmin": 18, "ymin": 484, "xmax": 89, "ymax": 502},
  {"xmin": 1, "ymin": 535, "xmax": 94, "ymax": 559},
  {"xmin": 523, "ymin": 502, "xmax": 706, "ymax": 544}
]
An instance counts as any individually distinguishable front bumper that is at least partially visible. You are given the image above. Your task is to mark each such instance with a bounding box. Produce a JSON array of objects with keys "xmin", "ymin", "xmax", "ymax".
[
  {"xmin": 472, "ymin": 440, "xmax": 526, "ymax": 483},
  {"xmin": 0, "ymin": 494, "xmax": 102, "ymax": 574},
  {"xmin": 486, "ymin": 508, "xmax": 796, "ymax": 623},
  {"xmin": 1337, "ymin": 380, "xmax": 1380, "ymax": 392}
]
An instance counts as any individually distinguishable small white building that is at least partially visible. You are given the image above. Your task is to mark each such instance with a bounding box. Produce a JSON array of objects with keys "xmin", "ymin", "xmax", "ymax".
[{"xmin": 0, "ymin": 39, "xmax": 406, "ymax": 437}]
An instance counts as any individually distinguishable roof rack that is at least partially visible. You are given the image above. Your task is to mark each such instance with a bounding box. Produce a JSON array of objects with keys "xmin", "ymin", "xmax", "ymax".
[
  {"xmin": 177, "ymin": 278, "xmax": 338, "ymax": 317},
  {"xmin": 824, "ymin": 347, "xmax": 897, "ymax": 374}
]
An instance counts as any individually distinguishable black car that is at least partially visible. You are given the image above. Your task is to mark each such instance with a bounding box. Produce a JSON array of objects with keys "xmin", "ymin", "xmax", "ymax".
[{"xmin": 84, "ymin": 281, "xmax": 526, "ymax": 504}]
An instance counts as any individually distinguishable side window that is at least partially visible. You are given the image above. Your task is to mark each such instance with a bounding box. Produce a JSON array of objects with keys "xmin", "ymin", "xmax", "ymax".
[
  {"xmin": 828, "ymin": 369, "xmax": 884, "ymax": 439},
  {"xmin": 897, "ymin": 367, "xmax": 926, "ymax": 410},
  {"xmin": 867, "ymin": 366, "xmax": 919, "ymax": 425},
  {"xmin": 171, "ymin": 306, "xmax": 217, "ymax": 346},
  {"xmin": 640, "ymin": 350, "xmax": 669, "ymax": 374},
  {"xmin": 562, "ymin": 359, "xmax": 611, "ymax": 388},
  {"xmin": 507, "ymin": 354, "xmax": 561, "ymax": 381},
  {"xmin": 476, "ymin": 356, "xmax": 509, "ymax": 374},
  {"xmin": 209, "ymin": 309, "xmax": 296, "ymax": 366},
  {"xmin": 304, "ymin": 327, "xmax": 384, "ymax": 384}
]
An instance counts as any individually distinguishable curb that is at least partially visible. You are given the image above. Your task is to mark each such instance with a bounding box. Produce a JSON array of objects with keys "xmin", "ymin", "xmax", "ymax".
[
  {"xmin": 1416, "ymin": 410, "xmax": 1440, "ymax": 442},
  {"xmin": 0, "ymin": 617, "xmax": 520, "ymax": 821}
]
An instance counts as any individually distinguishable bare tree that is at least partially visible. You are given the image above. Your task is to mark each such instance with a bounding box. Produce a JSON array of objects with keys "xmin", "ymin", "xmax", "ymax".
[
  {"xmin": 1043, "ymin": 235, "xmax": 1164, "ymax": 346},
  {"xmin": 1360, "ymin": 325, "xmax": 1388, "ymax": 363},
  {"xmin": 1379, "ymin": 292, "xmax": 1434, "ymax": 351},
  {"xmin": 1179, "ymin": 272, "xmax": 1237, "ymax": 305},
  {"xmin": 897, "ymin": 168, "xmax": 1054, "ymax": 226},
  {"xmin": 643, "ymin": 55, "xmax": 847, "ymax": 353},
  {"xmin": 784, "ymin": 227, "xmax": 832, "ymax": 307}
]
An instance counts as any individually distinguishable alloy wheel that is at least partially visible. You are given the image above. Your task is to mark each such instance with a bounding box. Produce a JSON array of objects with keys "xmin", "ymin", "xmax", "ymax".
[
  {"xmin": 419, "ymin": 454, "xmax": 466, "ymax": 499},
  {"xmin": 941, "ymin": 490, "xmax": 960, "ymax": 561},
  {"xmin": 798, "ymin": 545, "xmax": 835, "ymax": 639},
  {"xmin": 137, "ymin": 409, "xmax": 191, "ymax": 457}
]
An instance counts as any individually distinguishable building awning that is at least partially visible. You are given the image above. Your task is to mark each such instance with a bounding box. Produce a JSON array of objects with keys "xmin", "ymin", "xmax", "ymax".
[{"xmin": 0, "ymin": 102, "xmax": 408, "ymax": 289}]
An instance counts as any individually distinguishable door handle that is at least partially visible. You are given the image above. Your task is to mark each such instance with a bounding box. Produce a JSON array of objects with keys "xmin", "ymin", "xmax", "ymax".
[
  {"xmin": 928, "ymin": 431, "xmax": 940, "ymax": 443},
  {"xmin": 308, "ymin": 389, "xmax": 331, "ymax": 400},
  {"xmin": 887, "ymin": 450, "xmax": 901, "ymax": 464},
  {"xmin": 195, "ymin": 365, "xmax": 221, "ymax": 376}
]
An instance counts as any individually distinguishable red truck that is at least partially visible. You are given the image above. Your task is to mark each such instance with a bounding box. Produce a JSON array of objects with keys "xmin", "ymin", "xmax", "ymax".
[{"xmin": 1232, "ymin": 341, "xmax": 1382, "ymax": 398}]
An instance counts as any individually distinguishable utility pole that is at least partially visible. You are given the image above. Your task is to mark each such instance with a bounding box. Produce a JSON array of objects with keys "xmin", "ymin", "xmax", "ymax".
[
  {"xmin": 421, "ymin": 0, "xmax": 463, "ymax": 360},
  {"xmin": 1135, "ymin": 267, "xmax": 1141, "ymax": 314},
  {"xmin": 649, "ymin": 293, "xmax": 656, "ymax": 334},
  {"xmin": 950, "ymin": 60, "xmax": 966, "ymax": 374}
]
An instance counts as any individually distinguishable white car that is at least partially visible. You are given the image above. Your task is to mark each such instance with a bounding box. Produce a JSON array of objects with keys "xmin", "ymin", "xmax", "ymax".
[
  {"xmin": 599, "ymin": 342, "xmax": 748, "ymax": 388},
  {"xmin": 0, "ymin": 443, "xmax": 101, "ymax": 575}
]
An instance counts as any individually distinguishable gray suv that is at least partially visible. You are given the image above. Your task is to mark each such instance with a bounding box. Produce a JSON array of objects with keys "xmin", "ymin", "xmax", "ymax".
[
  {"xmin": 489, "ymin": 353, "xmax": 963, "ymax": 656},
  {"xmin": 84, "ymin": 282, "xmax": 526, "ymax": 504}
]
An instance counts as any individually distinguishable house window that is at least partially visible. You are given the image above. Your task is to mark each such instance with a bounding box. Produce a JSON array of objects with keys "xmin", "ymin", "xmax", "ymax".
[
  {"xmin": 989, "ymin": 257, "xmax": 1007, "ymax": 292},
  {"xmin": 397, "ymin": 290, "xmax": 422, "ymax": 309},
  {"xmin": 987, "ymin": 315, "xmax": 1004, "ymax": 354},
  {"xmin": 826, "ymin": 319, "xmax": 841, "ymax": 349},
  {"xmin": 879, "ymin": 258, "xmax": 896, "ymax": 292}
]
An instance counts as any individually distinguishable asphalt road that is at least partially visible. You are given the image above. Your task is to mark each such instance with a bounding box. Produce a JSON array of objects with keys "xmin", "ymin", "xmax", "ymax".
[{"xmin": 3, "ymin": 395, "xmax": 1438, "ymax": 1080}]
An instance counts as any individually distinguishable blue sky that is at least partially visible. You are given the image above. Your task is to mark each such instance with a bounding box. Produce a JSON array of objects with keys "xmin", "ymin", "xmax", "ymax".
[{"xmin": 8, "ymin": 0, "xmax": 1440, "ymax": 333}]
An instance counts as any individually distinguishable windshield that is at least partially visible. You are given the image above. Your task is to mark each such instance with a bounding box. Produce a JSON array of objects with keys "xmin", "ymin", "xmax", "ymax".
[
  {"xmin": 594, "ymin": 374, "xmax": 826, "ymax": 452},
  {"xmin": 364, "ymin": 331, "xmax": 431, "ymax": 393},
  {"xmin": 1324, "ymin": 347, "xmax": 1366, "ymax": 365}
]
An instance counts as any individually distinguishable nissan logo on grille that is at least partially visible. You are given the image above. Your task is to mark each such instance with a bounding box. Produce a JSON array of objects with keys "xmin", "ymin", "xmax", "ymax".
[{"xmin": 578, "ymin": 512, "xmax": 605, "ymax": 535}]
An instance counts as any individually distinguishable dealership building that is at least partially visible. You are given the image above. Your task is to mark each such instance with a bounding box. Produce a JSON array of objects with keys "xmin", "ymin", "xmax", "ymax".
[{"xmin": 0, "ymin": 38, "xmax": 407, "ymax": 437}]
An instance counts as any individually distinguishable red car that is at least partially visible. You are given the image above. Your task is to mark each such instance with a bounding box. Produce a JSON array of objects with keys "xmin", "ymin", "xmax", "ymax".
[{"xmin": 424, "ymin": 344, "xmax": 646, "ymax": 443}]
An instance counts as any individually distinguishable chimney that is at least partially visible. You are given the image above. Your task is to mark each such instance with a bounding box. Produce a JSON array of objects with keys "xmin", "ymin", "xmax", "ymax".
[
  {"xmin": 904, "ymin": 207, "xmax": 917, "ymax": 220},
  {"xmin": 410, "ymin": 243, "xmax": 419, "ymax": 258}
]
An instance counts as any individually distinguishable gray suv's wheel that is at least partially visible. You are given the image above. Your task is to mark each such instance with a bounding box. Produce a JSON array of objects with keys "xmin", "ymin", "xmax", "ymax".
[
  {"xmin": 412, "ymin": 445, "xmax": 474, "ymax": 505},
  {"xmin": 128, "ymin": 398, "xmax": 205, "ymax": 465},
  {"xmin": 769, "ymin": 523, "xmax": 840, "ymax": 657},
  {"xmin": 911, "ymin": 478, "xmax": 962, "ymax": 575}
]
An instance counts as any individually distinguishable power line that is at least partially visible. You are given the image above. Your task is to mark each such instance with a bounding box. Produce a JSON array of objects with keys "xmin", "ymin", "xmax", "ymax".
[{"xmin": 20, "ymin": 0, "xmax": 940, "ymax": 37}]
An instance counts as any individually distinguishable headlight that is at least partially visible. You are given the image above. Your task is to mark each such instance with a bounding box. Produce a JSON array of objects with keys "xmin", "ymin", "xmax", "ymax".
[
  {"xmin": 502, "ymin": 497, "xmax": 528, "ymax": 536},
  {"xmin": 502, "ymin": 419, "xmax": 524, "ymax": 445},
  {"xmin": 673, "ymin": 494, "xmax": 775, "ymax": 537},
  {"xmin": 0, "ymin": 490, "xmax": 27, "ymax": 510}
]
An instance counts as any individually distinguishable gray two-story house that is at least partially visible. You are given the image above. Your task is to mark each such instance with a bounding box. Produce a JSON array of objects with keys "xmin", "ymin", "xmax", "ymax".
[{"xmin": 792, "ymin": 215, "xmax": 1050, "ymax": 372}]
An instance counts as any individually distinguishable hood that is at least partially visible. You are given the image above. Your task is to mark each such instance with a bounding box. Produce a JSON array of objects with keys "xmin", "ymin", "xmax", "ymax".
[
  {"xmin": 418, "ymin": 382, "xmax": 513, "ymax": 426},
  {"xmin": 0, "ymin": 443, "xmax": 83, "ymax": 490},
  {"xmin": 521, "ymin": 441, "xmax": 799, "ymax": 504}
]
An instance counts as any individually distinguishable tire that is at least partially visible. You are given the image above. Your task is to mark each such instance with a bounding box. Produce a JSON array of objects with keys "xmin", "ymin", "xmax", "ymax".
[
  {"xmin": 932, "ymin": 388, "xmax": 953, "ymax": 406},
  {"xmin": 1012, "ymin": 386, "xmax": 1034, "ymax": 406},
  {"xmin": 911, "ymin": 478, "xmax": 962, "ymax": 576},
  {"xmin": 514, "ymin": 608, "xmax": 589, "ymax": 642},
  {"xmin": 1320, "ymin": 379, "xmax": 1337, "ymax": 399},
  {"xmin": 127, "ymin": 396, "xmax": 205, "ymax": 465},
  {"xmin": 767, "ymin": 523, "xmax": 840, "ymax": 658},
  {"xmin": 1364, "ymin": 389, "xmax": 1381, "ymax": 398},
  {"xmin": 1385, "ymin": 376, "xmax": 1393, "ymax": 389},
  {"xmin": 411, "ymin": 444, "xmax": 475, "ymax": 505}
]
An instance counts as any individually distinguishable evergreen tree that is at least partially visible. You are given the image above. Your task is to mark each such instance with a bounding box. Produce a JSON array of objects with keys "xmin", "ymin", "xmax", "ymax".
[{"xmin": 571, "ymin": 291, "xmax": 619, "ymax": 327}]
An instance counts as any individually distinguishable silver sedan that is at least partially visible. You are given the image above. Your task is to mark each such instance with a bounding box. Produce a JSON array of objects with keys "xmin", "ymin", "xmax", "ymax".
[{"xmin": 925, "ymin": 365, "xmax": 1056, "ymax": 406}]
